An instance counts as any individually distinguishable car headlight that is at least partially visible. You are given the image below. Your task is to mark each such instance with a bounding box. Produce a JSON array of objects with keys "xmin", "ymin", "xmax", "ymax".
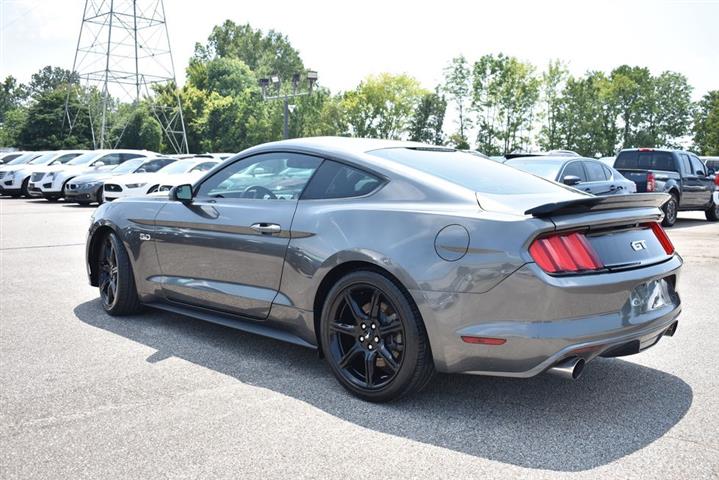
[
  {"xmin": 6, "ymin": 171, "xmax": 16, "ymax": 180},
  {"xmin": 125, "ymin": 183, "xmax": 147, "ymax": 189},
  {"xmin": 84, "ymin": 181, "xmax": 101, "ymax": 188},
  {"xmin": 47, "ymin": 172, "xmax": 57, "ymax": 181}
]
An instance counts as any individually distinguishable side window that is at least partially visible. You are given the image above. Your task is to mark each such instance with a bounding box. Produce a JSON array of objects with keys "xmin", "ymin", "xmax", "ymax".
[
  {"xmin": 584, "ymin": 161, "xmax": 608, "ymax": 181},
  {"xmin": 196, "ymin": 153, "xmax": 321, "ymax": 200},
  {"xmin": 601, "ymin": 164, "xmax": 614, "ymax": 180},
  {"xmin": 689, "ymin": 156, "xmax": 706, "ymax": 176},
  {"xmin": 142, "ymin": 159, "xmax": 173, "ymax": 172},
  {"xmin": 96, "ymin": 153, "xmax": 122, "ymax": 166},
  {"xmin": 301, "ymin": 160, "xmax": 383, "ymax": 199},
  {"xmin": 190, "ymin": 162, "xmax": 218, "ymax": 173},
  {"xmin": 562, "ymin": 162, "xmax": 587, "ymax": 182},
  {"xmin": 53, "ymin": 153, "xmax": 82, "ymax": 164},
  {"xmin": 121, "ymin": 153, "xmax": 145, "ymax": 161},
  {"xmin": 680, "ymin": 154, "xmax": 692, "ymax": 176}
]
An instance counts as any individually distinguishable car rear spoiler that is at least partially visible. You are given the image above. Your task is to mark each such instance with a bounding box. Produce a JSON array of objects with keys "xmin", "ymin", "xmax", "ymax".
[{"xmin": 525, "ymin": 193, "xmax": 670, "ymax": 217}]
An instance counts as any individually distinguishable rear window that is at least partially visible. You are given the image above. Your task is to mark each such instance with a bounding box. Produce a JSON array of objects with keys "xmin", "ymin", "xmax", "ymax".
[
  {"xmin": 369, "ymin": 148, "xmax": 569, "ymax": 195},
  {"xmin": 504, "ymin": 159, "xmax": 563, "ymax": 180},
  {"xmin": 615, "ymin": 151, "xmax": 676, "ymax": 171}
]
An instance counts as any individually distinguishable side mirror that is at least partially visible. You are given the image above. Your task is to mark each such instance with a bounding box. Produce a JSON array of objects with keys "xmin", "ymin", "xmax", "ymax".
[
  {"xmin": 706, "ymin": 168, "xmax": 715, "ymax": 176},
  {"xmin": 171, "ymin": 184, "xmax": 193, "ymax": 203},
  {"xmin": 562, "ymin": 175, "xmax": 581, "ymax": 186},
  {"xmin": 93, "ymin": 161, "xmax": 105, "ymax": 168}
]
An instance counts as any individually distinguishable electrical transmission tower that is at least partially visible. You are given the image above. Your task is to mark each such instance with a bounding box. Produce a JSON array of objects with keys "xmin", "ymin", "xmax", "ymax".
[{"xmin": 65, "ymin": 0, "xmax": 188, "ymax": 153}]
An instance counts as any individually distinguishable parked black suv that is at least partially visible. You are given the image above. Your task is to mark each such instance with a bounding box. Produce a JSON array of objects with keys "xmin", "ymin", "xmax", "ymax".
[{"xmin": 614, "ymin": 148, "xmax": 718, "ymax": 226}]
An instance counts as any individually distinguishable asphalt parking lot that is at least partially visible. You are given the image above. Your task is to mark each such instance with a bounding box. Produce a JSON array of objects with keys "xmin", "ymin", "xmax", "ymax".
[{"xmin": 1, "ymin": 198, "xmax": 717, "ymax": 479}]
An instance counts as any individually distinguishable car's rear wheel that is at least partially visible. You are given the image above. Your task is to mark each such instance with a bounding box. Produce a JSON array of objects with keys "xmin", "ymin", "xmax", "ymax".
[
  {"xmin": 706, "ymin": 203, "xmax": 719, "ymax": 222},
  {"xmin": 320, "ymin": 271, "xmax": 434, "ymax": 402},
  {"xmin": 98, "ymin": 231, "xmax": 142, "ymax": 315},
  {"xmin": 662, "ymin": 193, "xmax": 678, "ymax": 227}
]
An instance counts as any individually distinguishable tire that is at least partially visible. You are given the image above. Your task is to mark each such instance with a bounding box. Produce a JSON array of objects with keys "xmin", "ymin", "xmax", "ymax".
[
  {"xmin": 706, "ymin": 202, "xmax": 719, "ymax": 222},
  {"xmin": 320, "ymin": 270, "xmax": 434, "ymax": 402},
  {"xmin": 21, "ymin": 177, "xmax": 30, "ymax": 197},
  {"xmin": 97, "ymin": 231, "xmax": 142, "ymax": 315},
  {"xmin": 662, "ymin": 193, "xmax": 678, "ymax": 227},
  {"xmin": 77, "ymin": 201, "xmax": 92, "ymax": 206}
]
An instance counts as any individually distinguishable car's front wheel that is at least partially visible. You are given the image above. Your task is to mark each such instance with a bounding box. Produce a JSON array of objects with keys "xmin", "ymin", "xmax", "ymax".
[
  {"xmin": 320, "ymin": 271, "xmax": 434, "ymax": 402},
  {"xmin": 98, "ymin": 231, "xmax": 142, "ymax": 315}
]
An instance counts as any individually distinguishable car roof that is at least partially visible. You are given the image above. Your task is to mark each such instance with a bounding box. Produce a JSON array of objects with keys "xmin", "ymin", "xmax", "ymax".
[
  {"xmin": 506, "ymin": 155, "xmax": 596, "ymax": 164},
  {"xmin": 248, "ymin": 136, "xmax": 434, "ymax": 156}
]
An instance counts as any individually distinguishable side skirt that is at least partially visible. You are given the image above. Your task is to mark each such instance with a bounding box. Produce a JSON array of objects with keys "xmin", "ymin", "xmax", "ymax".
[{"xmin": 144, "ymin": 300, "xmax": 317, "ymax": 350}]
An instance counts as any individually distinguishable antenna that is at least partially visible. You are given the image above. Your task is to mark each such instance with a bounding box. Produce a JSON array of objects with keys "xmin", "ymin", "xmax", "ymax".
[{"xmin": 64, "ymin": 0, "xmax": 188, "ymax": 153}]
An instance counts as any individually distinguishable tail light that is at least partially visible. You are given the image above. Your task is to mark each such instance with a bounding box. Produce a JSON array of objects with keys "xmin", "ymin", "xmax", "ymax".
[
  {"xmin": 529, "ymin": 231, "xmax": 603, "ymax": 274},
  {"xmin": 649, "ymin": 222, "xmax": 675, "ymax": 255},
  {"xmin": 714, "ymin": 174, "xmax": 719, "ymax": 187},
  {"xmin": 646, "ymin": 172, "xmax": 656, "ymax": 192}
]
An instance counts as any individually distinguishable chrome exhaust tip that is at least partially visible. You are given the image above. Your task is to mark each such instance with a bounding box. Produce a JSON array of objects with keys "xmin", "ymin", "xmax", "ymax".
[{"xmin": 547, "ymin": 357, "xmax": 586, "ymax": 380}]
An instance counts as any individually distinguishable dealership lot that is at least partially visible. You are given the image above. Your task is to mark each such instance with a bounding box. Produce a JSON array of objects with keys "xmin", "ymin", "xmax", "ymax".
[{"xmin": 1, "ymin": 199, "xmax": 717, "ymax": 479}]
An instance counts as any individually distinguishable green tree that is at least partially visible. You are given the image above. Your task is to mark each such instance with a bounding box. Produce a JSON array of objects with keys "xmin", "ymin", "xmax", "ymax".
[
  {"xmin": 538, "ymin": 60, "xmax": 569, "ymax": 151},
  {"xmin": 16, "ymin": 85, "xmax": 93, "ymax": 149},
  {"xmin": 0, "ymin": 107, "xmax": 28, "ymax": 147},
  {"xmin": 408, "ymin": 90, "xmax": 447, "ymax": 145},
  {"xmin": 28, "ymin": 66, "xmax": 79, "ymax": 98},
  {"xmin": 0, "ymin": 76, "xmax": 28, "ymax": 123},
  {"xmin": 189, "ymin": 57, "xmax": 257, "ymax": 97},
  {"xmin": 111, "ymin": 106, "xmax": 163, "ymax": 151},
  {"xmin": 442, "ymin": 56, "xmax": 472, "ymax": 147},
  {"xmin": 608, "ymin": 65, "xmax": 652, "ymax": 148},
  {"xmin": 287, "ymin": 88, "xmax": 344, "ymax": 138},
  {"xmin": 341, "ymin": 73, "xmax": 426, "ymax": 139},
  {"xmin": 553, "ymin": 72, "xmax": 619, "ymax": 157},
  {"xmin": 472, "ymin": 54, "xmax": 540, "ymax": 155},
  {"xmin": 633, "ymin": 71, "xmax": 693, "ymax": 148},
  {"xmin": 693, "ymin": 90, "xmax": 719, "ymax": 155},
  {"xmin": 192, "ymin": 20, "xmax": 304, "ymax": 82}
]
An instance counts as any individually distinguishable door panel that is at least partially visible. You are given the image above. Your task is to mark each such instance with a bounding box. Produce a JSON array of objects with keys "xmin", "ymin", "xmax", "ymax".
[
  {"xmin": 152, "ymin": 152, "xmax": 322, "ymax": 319},
  {"xmin": 153, "ymin": 200, "xmax": 297, "ymax": 318},
  {"xmin": 689, "ymin": 155, "xmax": 713, "ymax": 207}
]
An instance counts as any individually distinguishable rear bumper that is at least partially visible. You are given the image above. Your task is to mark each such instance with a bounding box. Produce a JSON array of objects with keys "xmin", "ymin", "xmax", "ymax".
[{"xmin": 413, "ymin": 254, "xmax": 682, "ymax": 376}]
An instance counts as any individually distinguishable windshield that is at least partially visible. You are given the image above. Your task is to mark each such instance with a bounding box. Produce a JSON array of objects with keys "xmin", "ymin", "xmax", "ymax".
[
  {"xmin": 157, "ymin": 160, "xmax": 198, "ymax": 175},
  {"xmin": 67, "ymin": 151, "xmax": 102, "ymax": 165},
  {"xmin": 6, "ymin": 152, "xmax": 40, "ymax": 165},
  {"xmin": 28, "ymin": 153, "xmax": 56, "ymax": 165},
  {"xmin": 504, "ymin": 159, "xmax": 564, "ymax": 180},
  {"xmin": 111, "ymin": 158, "xmax": 145, "ymax": 174}
]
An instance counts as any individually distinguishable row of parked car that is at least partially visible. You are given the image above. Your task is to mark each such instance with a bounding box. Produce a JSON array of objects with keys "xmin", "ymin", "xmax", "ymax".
[
  {"xmin": 0, "ymin": 149, "xmax": 230, "ymax": 204},
  {"xmin": 497, "ymin": 149, "xmax": 719, "ymax": 226},
  {"xmin": 1, "ymin": 146, "xmax": 717, "ymax": 227}
]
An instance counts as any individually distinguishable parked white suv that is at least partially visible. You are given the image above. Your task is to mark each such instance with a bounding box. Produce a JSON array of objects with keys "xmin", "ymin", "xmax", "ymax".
[
  {"xmin": 32, "ymin": 149, "xmax": 156, "ymax": 201},
  {"xmin": 2, "ymin": 150, "xmax": 85, "ymax": 197},
  {"xmin": 103, "ymin": 157, "xmax": 220, "ymax": 201},
  {"xmin": 0, "ymin": 152, "xmax": 46, "ymax": 196}
]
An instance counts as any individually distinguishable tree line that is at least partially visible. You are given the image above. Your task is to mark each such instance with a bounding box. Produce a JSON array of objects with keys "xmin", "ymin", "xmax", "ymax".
[{"xmin": 1, "ymin": 20, "xmax": 717, "ymax": 156}]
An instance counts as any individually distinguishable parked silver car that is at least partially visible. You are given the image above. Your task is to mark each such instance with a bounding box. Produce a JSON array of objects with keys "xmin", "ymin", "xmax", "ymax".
[{"xmin": 86, "ymin": 137, "xmax": 682, "ymax": 401}]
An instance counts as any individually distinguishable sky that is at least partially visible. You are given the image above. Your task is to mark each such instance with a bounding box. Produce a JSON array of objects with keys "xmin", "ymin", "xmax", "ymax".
[{"xmin": 1, "ymin": 0, "xmax": 718, "ymax": 100}]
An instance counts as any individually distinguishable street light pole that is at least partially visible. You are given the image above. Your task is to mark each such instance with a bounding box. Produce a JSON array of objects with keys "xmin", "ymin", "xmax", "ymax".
[{"xmin": 260, "ymin": 70, "xmax": 318, "ymax": 140}]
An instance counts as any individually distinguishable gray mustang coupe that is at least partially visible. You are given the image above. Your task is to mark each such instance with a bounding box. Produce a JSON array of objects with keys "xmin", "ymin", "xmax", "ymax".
[{"xmin": 86, "ymin": 137, "xmax": 682, "ymax": 402}]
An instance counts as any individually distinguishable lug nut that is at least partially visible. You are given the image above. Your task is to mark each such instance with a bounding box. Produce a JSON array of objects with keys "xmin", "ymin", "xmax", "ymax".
[
  {"xmin": 368, "ymin": 345, "xmax": 373, "ymax": 350},
  {"xmin": 361, "ymin": 323, "xmax": 366, "ymax": 329},
  {"xmin": 371, "ymin": 323, "xmax": 376, "ymax": 329},
  {"xmin": 359, "ymin": 336, "xmax": 364, "ymax": 342},
  {"xmin": 374, "ymin": 337, "xmax": 379, "ymax": 342}
]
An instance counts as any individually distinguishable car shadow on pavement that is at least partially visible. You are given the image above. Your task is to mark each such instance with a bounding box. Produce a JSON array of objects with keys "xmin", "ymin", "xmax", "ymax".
[
  {"xmin": 74, "ymin": 299, "xmax": 693, "ymax": 472},
  {"xmin": 671, "ymin": 217, "xmax": 711, "ymax": 230}
]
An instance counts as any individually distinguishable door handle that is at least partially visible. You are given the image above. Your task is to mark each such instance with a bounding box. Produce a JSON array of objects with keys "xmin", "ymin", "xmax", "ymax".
[
  {"xmin": 250, "ymin": 223, "xmax": 281, "ymax": 234},
  {"xmin": 609, "ymin": 185, "xmax": 617, "ymax": 191}
]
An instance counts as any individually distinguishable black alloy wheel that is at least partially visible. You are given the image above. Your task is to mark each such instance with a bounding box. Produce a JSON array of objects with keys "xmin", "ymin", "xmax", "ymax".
[
  {"xmin": 97, "ymin": 232, "xmax": 142, "ymax": 315},
  {"xmin": 99, "ymin": 236, "xmax": 119, "ymax": 309},
  {"xmin": 321, "ymin": 271, "xmax": 434, "ymax": 402}
]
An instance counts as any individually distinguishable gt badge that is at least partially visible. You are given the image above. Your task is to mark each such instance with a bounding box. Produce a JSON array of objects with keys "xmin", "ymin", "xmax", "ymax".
[{"xmin": 630, "ymin": 240, "xmax": 647, "ymax": 251}]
